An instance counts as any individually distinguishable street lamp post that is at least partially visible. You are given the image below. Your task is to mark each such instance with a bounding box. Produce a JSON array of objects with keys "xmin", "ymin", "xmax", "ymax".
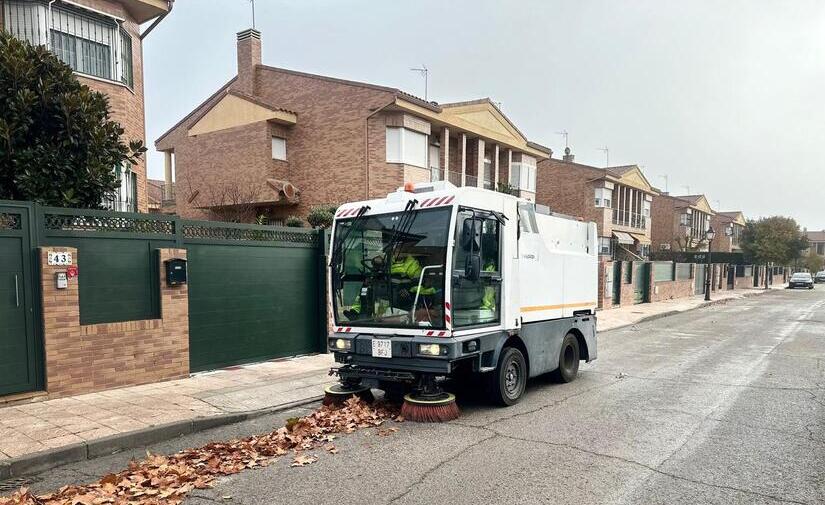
[{"xmin": 704, "ymin": 226, "xmax": 716, "ymax": 301}]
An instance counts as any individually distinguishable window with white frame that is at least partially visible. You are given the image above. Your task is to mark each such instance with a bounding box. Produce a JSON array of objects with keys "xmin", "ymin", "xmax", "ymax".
[
  {"xmin": 271, "ymin": 137, "xmax": 287, "ymax": 160},
  {"xmin": 510, "ymin": 155, "xmax": 536, "ymax": 192},
  {"xmin": 598, "ymin": 237, "xmax": 613, "ymax": 255},
  {"xmin": 643, "ymin": 199, "xmax": 651, "ymax": 217},
  {"xmin": 595, "ymin": 187, "xmax": 613, "ymax": 208},
  {"xmin": 679, "ymin": 213, "xmax": 691, "ymax": 226},
  {"xmin": 386, "ymin": 127, "xmax": 428, "ymax": 168},
  {"xmin": 3, "ymin": 1, "xmax": 133, "ymax": 86},
  {"xmin": 103, "ymin": 163, "xmax": 137, "ymax": 212}
]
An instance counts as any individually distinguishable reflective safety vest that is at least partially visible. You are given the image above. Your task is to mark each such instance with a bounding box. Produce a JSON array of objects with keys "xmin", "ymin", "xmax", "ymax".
[
  {"xmin": 391, "ymin": 255, "xmax": 422, "ymax": 280},
  {"xmin": 480, "ymin": 262, "xmax": 497, "ymax": 310}
]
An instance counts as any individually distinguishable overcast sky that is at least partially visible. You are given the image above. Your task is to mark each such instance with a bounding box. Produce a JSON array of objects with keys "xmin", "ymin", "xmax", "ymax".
[{"xmin": 143, "ymin": 0, "xmax": 825, "ymax": 229}]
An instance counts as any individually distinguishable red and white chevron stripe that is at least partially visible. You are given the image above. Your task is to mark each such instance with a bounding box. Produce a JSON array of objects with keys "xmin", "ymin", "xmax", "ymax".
[{"xmin": 418, "ymin": 195, "xmax": 455, "ymax": 208}]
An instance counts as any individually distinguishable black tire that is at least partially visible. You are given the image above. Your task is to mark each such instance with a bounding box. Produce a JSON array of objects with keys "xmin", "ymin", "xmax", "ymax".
[
  {"xmin": 550, "ymin": 333, "xmax": 580, "ymax": 383},
  {"xmin": 487, "ymin": 347, "xmax": 527, "ymax": 406}
]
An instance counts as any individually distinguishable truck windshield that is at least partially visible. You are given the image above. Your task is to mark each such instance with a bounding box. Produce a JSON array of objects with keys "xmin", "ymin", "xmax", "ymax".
[{"xmin": 331, "ymin": 207, "xmax": 451, "ymax": 328}]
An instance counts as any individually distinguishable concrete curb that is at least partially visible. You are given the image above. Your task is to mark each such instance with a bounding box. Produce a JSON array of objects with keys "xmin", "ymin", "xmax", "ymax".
[
  {"xmin": 0, "ymin": 394, "xmax": 324, "ymax": 481},
  {"xmin": 600, "ymin": 288, "xmax": 777, "ymax": 333}
]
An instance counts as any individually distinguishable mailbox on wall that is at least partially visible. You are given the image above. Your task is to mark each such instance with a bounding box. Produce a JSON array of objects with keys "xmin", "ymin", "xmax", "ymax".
[{"xmin": 164, "ymin": 258, "xmax": 187, "ymax": 286}]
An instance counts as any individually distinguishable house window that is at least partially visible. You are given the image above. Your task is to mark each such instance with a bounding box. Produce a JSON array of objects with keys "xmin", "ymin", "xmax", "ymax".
[
  {"xmin": 595, "ymin": 188, "xmax": 613, "ymax": 208},
  {"xmin": 4, "ymin": 1, "xmax": 133, "ymax": 86},
  {"xmin": 120, "ymin": 28, "xmax": 133, "ymax": 87},
  {"xmin": 510, "ymin": 155, "xmax": 536, "ymax": 192},
  {"xmin": 643, "ymin": 200, "xmax": 651, "ymax": 217},
  {"xmin": 386, "ymin": 127, "xmax": 428, "ymax": 168},
  {"xmin": 103, "ymin": 164, "xmax": 137, "ymax": 212},
  {"xmin": 679, "ymin": 213, "xmax": 691, "ymax": 226},
  {"xmin": 598, "ymin": 237, "xmax": 612, "ymax": 256},
  {"xmin": 271, "ymin": 137, "xmax": 287, "ymax": 160}
]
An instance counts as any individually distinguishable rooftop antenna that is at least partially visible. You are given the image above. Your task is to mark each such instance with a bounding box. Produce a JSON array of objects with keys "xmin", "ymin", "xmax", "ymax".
[
  {"xmin": 682, "ymin": 184, "xmax": 691, "ymax": 194},
  {"xmin": 410, "ymin": 65, "xmax": 428, "ymax": 101},
  {"xmin": 597, "ymin": 146, "xmax": 609, "ymax": 167},
  {"xmin": 556, "ymin": 130, "xmax": 569, "ymax": 149},
  {"xmin": 658, "ymin": 175, "xmax": 669, "ymax": 193},
  {"xmin": 246, "ymin": 0, "xmax": 256, "ymax": 29},
  {"xmin": 714, "ymin": 199, "xmax": 721, "ymax": 210}
]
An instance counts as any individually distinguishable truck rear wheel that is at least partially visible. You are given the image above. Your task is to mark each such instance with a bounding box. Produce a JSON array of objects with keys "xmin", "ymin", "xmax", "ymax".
[
  {"xmin": 551, "ymin": 333, "xmax": 580, "ymax": 383},
  {"xmin": 552, "ymin": 333, "xmax": 581, "ymax": 383},
  {"xmin": 488, "ymin": 347, "xmax": 527, "ymax": 406}
]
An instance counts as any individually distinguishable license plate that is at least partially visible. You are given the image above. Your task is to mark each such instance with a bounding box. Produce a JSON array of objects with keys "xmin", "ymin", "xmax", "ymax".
[{"xmin": 371, "ymin": 339, "xmax": 392, "ymax": 358}]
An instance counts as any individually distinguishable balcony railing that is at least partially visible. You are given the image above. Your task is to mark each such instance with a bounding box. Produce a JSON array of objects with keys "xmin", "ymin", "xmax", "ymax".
[
  {"xmin": 612, "ymin": 209, "xmax": 647, "ymax": 229},
  {"xmin": 430, "ymin": 168, "xmax": 493, "ymax": 190}
]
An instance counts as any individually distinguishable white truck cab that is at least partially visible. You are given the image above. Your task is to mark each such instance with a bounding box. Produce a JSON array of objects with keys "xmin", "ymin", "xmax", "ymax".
[{"xmin": 328, "ymin": 181, "xmax": 597, "ymax": 405}]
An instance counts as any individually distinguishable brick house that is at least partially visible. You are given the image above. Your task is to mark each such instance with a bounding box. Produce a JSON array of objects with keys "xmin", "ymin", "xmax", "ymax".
[
  {"xmin": 535, "ymin": 150, "xmax": 657, "ymax": 260},
  {"xmin": 155, "ymin": 29, "xmax": 551, "ymax": 223},
  {"xmin": 806, "ymin": 231, "xmax": 825, "ymax": 257},
  {"xmin": 651, "ymin": 193, "xmax": 716, "ymax": 252},
  {"xmin": 710, "ymin": 211, "xmax": 746, "ymax": 253},
  {"xmin": 1, "ymin": 0, "xmax": 172, "ymax": 213}
]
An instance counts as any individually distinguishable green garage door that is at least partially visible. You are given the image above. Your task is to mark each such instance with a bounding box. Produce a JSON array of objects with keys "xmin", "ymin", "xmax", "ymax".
[{"xmin": 186, "ymin": 239, "xmax": 324, "ymax": 372}]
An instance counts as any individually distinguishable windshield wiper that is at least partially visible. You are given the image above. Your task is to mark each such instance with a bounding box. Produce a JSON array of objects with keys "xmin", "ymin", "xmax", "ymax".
[
  {"xmin": 330, "ymin": 205, "xmax": 370, "ymax": 276},
  {"xmin": 383, "ymin": 199, "xmax": 418, "ymax": 264}
]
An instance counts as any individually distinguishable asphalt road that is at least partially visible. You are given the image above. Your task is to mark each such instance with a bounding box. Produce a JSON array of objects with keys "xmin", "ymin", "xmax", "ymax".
[{"xmin": 28, "ymin": 288, "xmax": 825, "ymax": 504}]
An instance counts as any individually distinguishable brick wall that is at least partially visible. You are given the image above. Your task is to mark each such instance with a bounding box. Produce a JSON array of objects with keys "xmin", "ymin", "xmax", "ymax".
[
  {"xmin": 650, "ymin": 278, "xmax": 694, "ymax": 302},
  {"xmin": 40, "ymin": 247, "xmax": 189, "ymax": 397}
]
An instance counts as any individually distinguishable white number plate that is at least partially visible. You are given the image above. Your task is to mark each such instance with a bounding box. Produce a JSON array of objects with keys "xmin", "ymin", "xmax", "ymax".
[
  {"xmin": 47, "ymin": 251, "xmax": 72, "ymax": 266},
  {"xmin": 371, "ymin": 339, "xmax": 392, "ymax": 358}
]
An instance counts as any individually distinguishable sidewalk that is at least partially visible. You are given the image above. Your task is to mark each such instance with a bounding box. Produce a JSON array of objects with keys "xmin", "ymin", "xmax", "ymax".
[{"xmin": 0, "ymin": 286, "xmax": 778, "ymax": 478}]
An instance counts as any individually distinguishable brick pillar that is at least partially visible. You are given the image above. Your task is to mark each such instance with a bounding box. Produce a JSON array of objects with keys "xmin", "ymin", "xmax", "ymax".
[{"xmin": 40, "ymin": 247, "xmax": 190, "ymax": 397}]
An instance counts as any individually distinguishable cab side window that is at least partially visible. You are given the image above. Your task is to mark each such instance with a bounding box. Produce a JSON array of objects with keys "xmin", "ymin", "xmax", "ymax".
[{"xmin": 451, "ymin": 210, "xmax": 502, "ymax": 327}]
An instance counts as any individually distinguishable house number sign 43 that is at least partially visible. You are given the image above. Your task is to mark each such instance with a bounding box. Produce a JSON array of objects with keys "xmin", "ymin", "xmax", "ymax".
[{"xmin": 48, "ymin": 251, "xmax": 72, "ymax": 266}]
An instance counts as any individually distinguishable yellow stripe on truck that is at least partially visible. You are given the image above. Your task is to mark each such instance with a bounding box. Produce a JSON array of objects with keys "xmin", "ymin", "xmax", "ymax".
[{"xmin": 520, "ymin": 302, "xmax": 596, "ymax": 312}]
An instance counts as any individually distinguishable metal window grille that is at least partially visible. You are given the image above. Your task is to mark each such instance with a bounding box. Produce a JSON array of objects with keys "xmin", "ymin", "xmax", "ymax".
[
  {"xmin": 119, "ymin": 28, "xmax": 133, "ymax": 86},
  {"xmin": 4, "ymin": 1, "xmax": 130, "ymax": 84}
]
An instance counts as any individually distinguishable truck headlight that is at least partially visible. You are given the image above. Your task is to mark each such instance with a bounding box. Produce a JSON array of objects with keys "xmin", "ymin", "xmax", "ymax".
[
  {"xmin": 419, "ymin": 343, "xmax": 445, "ymax": 356},
  {"xmin": 329, "ymin": 338, "xmax": 352, "ymax": 351}
]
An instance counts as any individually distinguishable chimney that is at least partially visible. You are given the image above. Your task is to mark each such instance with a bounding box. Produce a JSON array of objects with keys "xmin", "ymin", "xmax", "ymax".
[
  {"xmin": 562, "ymin": 146, "xmax": 575, "ymax": 162},
  {"xmin": 236, "ymin": 29, "xmax": 261, "ymax": 95}
]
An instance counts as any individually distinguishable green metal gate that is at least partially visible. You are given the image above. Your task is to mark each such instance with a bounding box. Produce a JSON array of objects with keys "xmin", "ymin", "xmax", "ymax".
[
  {"xmin": 632, "ymin": 261, "xmax": 649, "ymax": 304},
  {"xmin": 183, "ymin": 222, "xmax": 325, "ymax": 372},
  {"xmin": 695, "ymin": 264, "xmax": 706, "ymax": 294},
  {"xmin": 612, "ymin": 261, "xmax": 622, "ymax": 303},
  {"xmin": 0, "ymin": 204, "xmax": 41, "ymax": 396}
]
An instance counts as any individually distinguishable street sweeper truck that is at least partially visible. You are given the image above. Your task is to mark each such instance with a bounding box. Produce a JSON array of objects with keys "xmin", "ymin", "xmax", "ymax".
[{"xmin": 325, "ymin": 181, "xmax": 597, "ymax": 421}]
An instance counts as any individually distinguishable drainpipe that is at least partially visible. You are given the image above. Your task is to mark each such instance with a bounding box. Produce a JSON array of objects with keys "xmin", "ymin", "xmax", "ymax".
[
  {"xmin": 47, "ymin": 0, "xmax": 57, "ymax": 49},
  {"xmin": 140, "ymin": 0, "xmax": 174, "ymax": 40},
  {"xmin": 363, "ymin": 99, "xmax": 395, "ymax": 199}
]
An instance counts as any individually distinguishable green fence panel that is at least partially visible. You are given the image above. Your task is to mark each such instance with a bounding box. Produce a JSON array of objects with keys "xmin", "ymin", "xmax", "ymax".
[
  {"xmin": 37, "ymin": 207, "xmax": 178, "ymax": 325},
  {"xmin": 183, "ymin": 221, "xmax": 322, "ymax": 372},
  {"xmin": 675, "ymin": 263, "xmax": 692, "ymax": 280},
  {"xmin": 653, "ymin": 261, "xmax": 674, "ymax": 282}
]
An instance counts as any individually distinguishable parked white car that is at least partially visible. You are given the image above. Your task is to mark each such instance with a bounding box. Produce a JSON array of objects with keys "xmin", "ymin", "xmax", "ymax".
[{"xmin": 815, "ymin": 271, "xmax": 825, "ymax": 284}]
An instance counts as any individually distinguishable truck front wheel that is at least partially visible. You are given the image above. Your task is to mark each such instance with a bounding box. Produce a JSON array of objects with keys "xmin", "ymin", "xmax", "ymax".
[
  {"xmin": 488, "ymin": 347, "xmax": 527, "ymax": 406},
  {"xmin": 551, "ymin": 333, "xmax": 580, "ymax": 383}
]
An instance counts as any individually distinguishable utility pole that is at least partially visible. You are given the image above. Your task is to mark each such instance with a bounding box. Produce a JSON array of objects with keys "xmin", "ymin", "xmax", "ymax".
[
  {"xmin": 410, "ymin": 65, "xmax": 428, "ymax": 101},
  {"xmin": 555, "ymin": 130, "xmax": 569, "ymax": 149},
  {"xmin": 597, "ymin": 146, "xmax": 609, "ymax": 167}
]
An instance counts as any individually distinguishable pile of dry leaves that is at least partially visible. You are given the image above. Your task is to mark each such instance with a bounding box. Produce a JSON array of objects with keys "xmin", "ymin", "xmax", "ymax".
[{"xmin": 0, "ymin": 397, "xmax": 401, "ymax": 505}]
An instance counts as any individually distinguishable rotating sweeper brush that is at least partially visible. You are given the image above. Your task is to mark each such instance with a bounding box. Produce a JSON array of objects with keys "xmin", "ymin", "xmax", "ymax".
[
  {"xmin": 322, "ymin": 382, "xmax": 374, "ymax": 407},
  {"xmin": 400, "ymin": 375, "xmax": 460, "ymax": 423}
]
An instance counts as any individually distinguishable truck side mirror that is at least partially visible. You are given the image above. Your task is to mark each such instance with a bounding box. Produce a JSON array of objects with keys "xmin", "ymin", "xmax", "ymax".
[
  {"xmin": 461, "ymin": 218, "xmax": 482, "ymax": 252},
  {"xmin": 464, "ymin": 254, "xmax": 481, "ymax": 281}
]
